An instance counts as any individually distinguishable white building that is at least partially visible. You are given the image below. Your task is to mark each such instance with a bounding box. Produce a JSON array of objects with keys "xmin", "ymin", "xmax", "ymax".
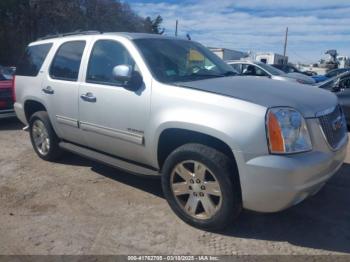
[
  {"xmin": 254, "ymin": 52, "xmax": 288, "ymax": 65},
  {"xmin": 337, "ymin": 56, "xmax": 350, "ymax": 68},
  {"xmin": 209, "ymin": 47, "xmax": 247, "ymax": 61}
]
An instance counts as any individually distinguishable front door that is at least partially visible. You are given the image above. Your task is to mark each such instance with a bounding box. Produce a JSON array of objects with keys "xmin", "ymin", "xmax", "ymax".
[{"xmin": 78, "ymin": 39, "xmax": 151, "ymax": 164}]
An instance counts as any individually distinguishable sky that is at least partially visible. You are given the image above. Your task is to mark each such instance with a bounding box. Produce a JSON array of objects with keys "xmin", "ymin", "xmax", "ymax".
[{"xmin": 126, "ymin": 0, "xmax": 350, "ymax": 63}]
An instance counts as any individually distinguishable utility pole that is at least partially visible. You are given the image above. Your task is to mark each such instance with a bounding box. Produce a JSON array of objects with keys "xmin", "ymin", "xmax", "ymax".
[
  {"xmin": 283, "ymin": 27, "xmax": 288, "ymax": 59},
  {"xmin": 175, "ymin": 20, "xmax": 178, "ymax": 37}
]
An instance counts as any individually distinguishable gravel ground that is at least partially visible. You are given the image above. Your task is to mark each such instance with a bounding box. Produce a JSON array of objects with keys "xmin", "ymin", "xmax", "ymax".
[{"xmin": 0, "ymin": 118, "xmax": 350, "ymax": 255}]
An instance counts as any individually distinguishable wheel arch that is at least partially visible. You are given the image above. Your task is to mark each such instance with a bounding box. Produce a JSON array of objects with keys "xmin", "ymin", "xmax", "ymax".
[
  {"xmin": 156, "ymin": 126, "xmax": 243, "ymax": 205},
  {"xmin": 156, "ymin": 126, "xmax": 240, "ymax": 183},
  {"xmin": 24, "ymin": 99, "xmax": 47, "ymax": 122}
]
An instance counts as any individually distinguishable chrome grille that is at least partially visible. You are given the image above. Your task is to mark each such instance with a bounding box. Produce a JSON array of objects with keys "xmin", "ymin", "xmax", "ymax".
[{"xmin": 318, "ymin": 105, "xmax": 347, "ymax": 149}]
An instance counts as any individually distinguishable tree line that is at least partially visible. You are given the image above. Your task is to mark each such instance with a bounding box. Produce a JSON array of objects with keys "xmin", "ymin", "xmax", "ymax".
[{"xmin": 0, "ymin": 0, "xmax": 164, "ymax": 66}]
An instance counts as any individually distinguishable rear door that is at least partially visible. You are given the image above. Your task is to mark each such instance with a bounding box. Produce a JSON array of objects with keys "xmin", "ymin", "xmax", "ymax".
[
  {"xmin": 42, "ymin": 40, "xmax": 87, "ymax": 145},
  {"xmin": 78, "ymin": 38, "xmax": 152, "ymax": 163}
]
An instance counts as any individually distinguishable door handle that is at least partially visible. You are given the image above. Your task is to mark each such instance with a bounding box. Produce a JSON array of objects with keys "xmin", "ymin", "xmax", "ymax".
[
  {"xmin": 80, "ymin": 92, "xmax": 97, "ymax": 102},
  {"xmin": 42, "ymin": 86, "xmax": 54, "ymax": 94}
]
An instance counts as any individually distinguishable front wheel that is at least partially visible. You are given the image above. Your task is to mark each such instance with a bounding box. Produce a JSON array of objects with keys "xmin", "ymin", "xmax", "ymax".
[{"xmin": 161, "ymin": 143, "xmax": 241, "ymax": 230}]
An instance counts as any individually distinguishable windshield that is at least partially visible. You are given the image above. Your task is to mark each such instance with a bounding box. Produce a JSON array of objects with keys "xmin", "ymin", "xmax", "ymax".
[
  {"xmin": 133, "ymin": 38, "xmax": 236, "ymax": 83},
  {"xmin": 257, "ymin": 62, "xmax": 285, "ymax": 76}
]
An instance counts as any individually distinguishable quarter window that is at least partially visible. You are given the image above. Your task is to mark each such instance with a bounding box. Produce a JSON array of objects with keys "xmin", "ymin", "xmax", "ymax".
[
  {"xmin": 16, "ymin": 43, "xmax": 53, "ymax": 76},
  {"xmin": 86, "ymin": 40, "xmax": 136, "ymax": 86},
  {"xmin": 50, "ymin": 41, "xmax": 86, "ymax": 81}
]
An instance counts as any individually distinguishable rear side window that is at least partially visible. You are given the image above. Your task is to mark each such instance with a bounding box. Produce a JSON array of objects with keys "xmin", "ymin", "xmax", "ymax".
[
  {"xmin": 50, "ymin": 41, "xmax": 86, "ymax": 81},
  {"xmin": 16, "ymin": 43, "xmax": 52, "ymax": 76}
]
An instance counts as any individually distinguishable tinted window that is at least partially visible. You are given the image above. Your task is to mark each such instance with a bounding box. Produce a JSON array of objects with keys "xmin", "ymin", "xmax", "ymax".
[
  {"xmin": 50, "ymin": 41, "xmax": 85, "ymax": 81},
  {"xmin": 86, "ymin": 40, "xmax": 136, "ymax": 85},
  {"xmin": 16, "ymin": 43, "xmax": 52, "ymax": 76}
]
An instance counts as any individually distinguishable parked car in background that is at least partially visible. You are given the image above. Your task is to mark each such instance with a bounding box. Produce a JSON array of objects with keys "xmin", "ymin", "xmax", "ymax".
[
  {"xmin": 312, "ymin": 68, "xmax": 350, "ymax": 83},
  {"xmin": 15, "ymin": 32, "xmax": 347, "ymax": 230},
  {"xmin": 0, "ymin": 65, "xmax": 15, "ymax": 80},
  {"xmin": 271, "ymin": 63, "xmax": 316, "ymax": 76},
  {"xmin": 317, "ymin": 71, "xmax": 350, "ymax": 125},
  {"xmin": 227, "ymin": 60, "xmax": 316, "ymax": 85},
  {"xmin": 0, "ymin": 67, "xmax": 15, "ymax": 119}
]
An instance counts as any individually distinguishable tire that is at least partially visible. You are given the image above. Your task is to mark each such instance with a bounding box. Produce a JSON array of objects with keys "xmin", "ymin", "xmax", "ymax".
[
  {"xmin": 161, "ymin": 143, "xmax": 242, "ymax": 231},
  {"xmin": 29, "ymin": 111, "xmax": 63, "ymax": 161}
]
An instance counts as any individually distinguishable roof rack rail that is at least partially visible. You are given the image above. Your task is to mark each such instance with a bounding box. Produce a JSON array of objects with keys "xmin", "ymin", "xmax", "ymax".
[{"xmin": 38, "ymin": 30, "xmax": 102, "ymax": 41}]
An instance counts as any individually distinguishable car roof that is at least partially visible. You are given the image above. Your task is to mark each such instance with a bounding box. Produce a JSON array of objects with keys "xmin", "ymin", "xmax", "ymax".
[
  {"xmin": 30, "ymin": 31, "xmax": 181, "ymax": 46},
  {"xmin": 226, "ymin": 60, "xmax": 258, "ymax": 64}
]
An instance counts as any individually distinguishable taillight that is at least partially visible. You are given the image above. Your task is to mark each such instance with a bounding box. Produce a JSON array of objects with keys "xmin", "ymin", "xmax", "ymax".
[{"xmin": 12, "ymin": 75, "xmax": 16, "ymax": 102}]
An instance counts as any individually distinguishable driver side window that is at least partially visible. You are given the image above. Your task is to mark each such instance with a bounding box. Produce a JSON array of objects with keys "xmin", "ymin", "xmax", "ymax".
[{"xmin": 86, "ymin": 40, "xmax": 137, "ymax": 86}]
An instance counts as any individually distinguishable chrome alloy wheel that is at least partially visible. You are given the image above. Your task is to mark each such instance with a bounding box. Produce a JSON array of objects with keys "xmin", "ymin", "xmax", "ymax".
[
  {"xmin": 32, "ymin": 120, "xmax": 50, "ymax": 155},
  {"xmin": 170, "ymin": 161, "xmax": 222, "ymax": 220}
]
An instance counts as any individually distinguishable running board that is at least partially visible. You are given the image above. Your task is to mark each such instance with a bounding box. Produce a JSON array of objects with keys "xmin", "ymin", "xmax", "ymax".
[{"xmin": 59, "ymin": 141, "xmax": 159, "ymax": 176}]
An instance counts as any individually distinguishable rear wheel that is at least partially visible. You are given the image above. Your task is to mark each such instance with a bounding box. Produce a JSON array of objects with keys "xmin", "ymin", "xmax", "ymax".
[
  {"xmin": 29, "ymin": 111, "xmax": 63, "ymax": 161},
  {"xmin": 161, "ymin": 143, "xmax": 241, "ymax": 230}
]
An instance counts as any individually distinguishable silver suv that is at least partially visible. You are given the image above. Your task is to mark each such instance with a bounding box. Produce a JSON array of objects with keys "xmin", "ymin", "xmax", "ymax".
[{"xmin": 14, "ymin": 32, "xmax": 348, "ymax": 230}]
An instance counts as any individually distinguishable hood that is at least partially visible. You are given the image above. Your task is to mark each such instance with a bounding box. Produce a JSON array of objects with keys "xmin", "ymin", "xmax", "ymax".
[
  {"xmin": 176, "ymin": 76, "xmax": 338, "ymax": 118},
  {"xmin": 285, "ymin": 72, "xmax": 316, "ymax": 84}
]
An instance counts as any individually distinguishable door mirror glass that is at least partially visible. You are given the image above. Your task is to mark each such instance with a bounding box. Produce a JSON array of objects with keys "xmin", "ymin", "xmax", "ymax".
[
  {"xmin": 112, "ymin": 65, "xmax": 143, "ymax": 91},
  {"xmin": 112, "ymin": 65, "xmax": 132, "ymax": 82}
]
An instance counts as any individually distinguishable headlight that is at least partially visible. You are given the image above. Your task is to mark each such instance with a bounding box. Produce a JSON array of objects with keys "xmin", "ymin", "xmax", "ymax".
[{"xmin": 266, "ymin": 107, "xmax": 312, "ymax": 154}]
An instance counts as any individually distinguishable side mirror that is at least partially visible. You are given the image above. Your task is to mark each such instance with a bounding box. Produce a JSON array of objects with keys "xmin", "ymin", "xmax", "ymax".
[
  {"xmin": 112, "ymin": 65, "xmax": 143, "ymax": 91},
  {"xmin": 113, "ymin": 65, "xmax": 132, "ymax": 82}
]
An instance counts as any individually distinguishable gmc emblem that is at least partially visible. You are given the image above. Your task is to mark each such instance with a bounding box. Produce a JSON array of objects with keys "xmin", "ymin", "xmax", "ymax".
[{"xmin": 332, "ymin": 116, "xmax": 343, "ymax": 131}]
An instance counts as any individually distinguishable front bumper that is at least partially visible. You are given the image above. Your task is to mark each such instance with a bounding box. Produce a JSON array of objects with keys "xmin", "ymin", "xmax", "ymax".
[
  {"xmin": 0, "ymin": 109, "xmax": 16, "ymax": 119},
  {"xmin": 239, "ymin": 139, "xmax": 347, "ymax": 212}
]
